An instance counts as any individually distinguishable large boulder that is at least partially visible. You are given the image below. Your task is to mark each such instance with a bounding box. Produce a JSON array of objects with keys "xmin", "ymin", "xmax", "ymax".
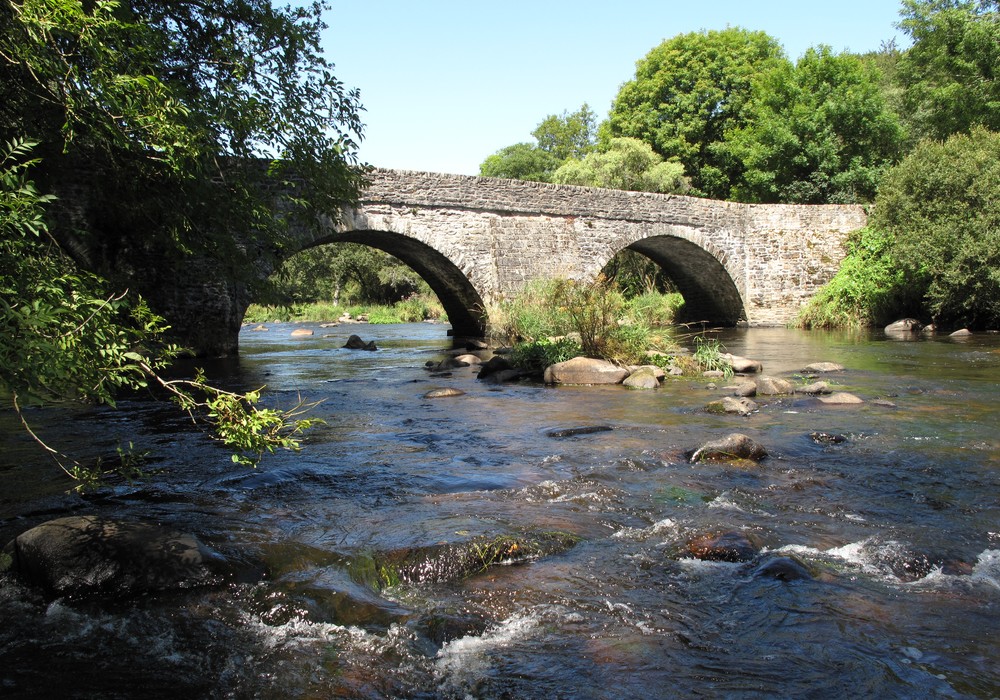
[
  {"xmin": 885, "ymin": 318, "xmax": 922, "ymax": 334},
  {"xmin": 5, "ymin": 516, "xmax": 221, "ymax": 596},
  {"xmin": 543, "ymin": 357, "xmax": 629, "ymax": 385},
  {"xmin": 623, "ymin": 365, "xmax": 661, "ymax": 389},
  {"xmin": 343, "ymin": 334, "xmax": 377, "ymax": 350},
  {"xmin": 755, "ymin": 376, "xmax": 795, "ymax": 396},
  {"xmin": 690, "ymin": 433, "xmax": 768, "ymax": 463}
]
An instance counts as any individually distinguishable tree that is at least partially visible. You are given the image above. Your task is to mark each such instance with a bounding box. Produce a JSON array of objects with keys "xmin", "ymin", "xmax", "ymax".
[
  {"xmin": 896, "ymin": 0, "xmax": 1000, "ymax": 142},
  {"xmin": 0, "ymin": 1, "xmax": 365, "ymax": 484},
  {"xmin": 799, "ymin": 128, "xmax": 1000, "ymax": 330},
  {"xmin": 876, "ymin": 127, "xmax": 1000, "ymax": 328},
  {"xmin": 479, "ymin": 142, "xmax": 560, "ymax": 181},
  {"xmin": 551, "ymin": 137, "xmax": 689, "ymax": 194},
  {"xmin": 602, "ymin": 28, "xmax": 788, "ymax": 199},
  {"xmin": 479, "ymin": 104, "xmax": 597, "ymax": 182},
  {"xmin": 725, "ymin": 46, "xmax": 905, "ymax": 204},
  {"xmin": 532, "ymin": 104, "xmax": 598, "ymax": 162}
]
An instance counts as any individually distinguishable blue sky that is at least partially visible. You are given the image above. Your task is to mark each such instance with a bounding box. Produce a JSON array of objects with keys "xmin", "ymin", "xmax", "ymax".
[{"xmin": 322, "ymin": 1, "xmax": 909, "ymax": 176}]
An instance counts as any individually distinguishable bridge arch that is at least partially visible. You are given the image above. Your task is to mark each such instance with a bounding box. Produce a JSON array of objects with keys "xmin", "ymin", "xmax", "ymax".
[
  {"xmin": 301, "ymin": 228, "xmax": 488, "ymax": 338},
  {"xmin": 593, "ymin": 225, "xmax": 747, "ymax": 325}
]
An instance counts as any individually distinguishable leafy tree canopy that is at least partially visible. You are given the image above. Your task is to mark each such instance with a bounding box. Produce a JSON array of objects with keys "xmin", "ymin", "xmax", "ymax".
[
  {"xmin": 601, "ymin": 27, "xmax": 788, "ymax": 199},
  {"xmin": 726, "ymin": 46, "xmax": 905, "ymax": 203},
  {"xmin": 552, "ymin": 137, "xmax": 689, "ymax": 194},
  {"xmin": 896, "ymin": 0, "xmax": 1000, "ymax": 141},
  {"xmin": 479, "ymin": 104, "xmax": 596, "ymax": 182},
  {"xmin": 0, "ymin": 1, "xmax": 366, "ymax": 484}
]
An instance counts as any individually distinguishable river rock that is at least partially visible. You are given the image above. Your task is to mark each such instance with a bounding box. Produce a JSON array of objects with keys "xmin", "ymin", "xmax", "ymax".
[
  {"xmin": 624, "ymin": 366, "xmax": 661, "ymax": 389},
  {"xmin": 685, "ymin": 530, "xmax": 761, "ymax": 563},
  {"xmin": 802, "ymin": 362, "xmax": 844, "ymax": 373},
  {"xmin": 755, "ymin": 376, "xmax": 795, "ymax": 395},
  {"xmin": 732, "ymin": 380, "xmax": 757, "ymax": 397},
  {"xmin": 795, "ymin": 381, "xmax": 832, "ymax": 395},
  {"xmin": 885, "ymin": 318, "xmax": 922, "ymax": 334},
  {"xmin": 5, "ymin": 516, "xmax": 220, "ymax": 596},
  {"xmin": 290, "ymin": 328, "xmax": 314, "ymax": 337},
  {"xmin": 690, "ymin": 432, "xmax": 768, "ymax": 463},
  {"xmin": 705, "ymin": 396, "xmax": 758, "ymax": 416},
  {"xmin": 949, "ymin": 328, "xmax": 972, "ymax": 337},
  {"xmin": 423, "ymin": 387, "xmax": 465, "ymax": 399},
  {"xmin": 818, "ymin": 392, "xmax": 864, "ymax": 405},
  {"xmin": 751, "ymin": 555, "xmax": 814, "ymax": 581},
  {"xmin": 453, "ymin": 353, "xmax": 483, "ymax": 365},
  {"xmin": 543, "ymin": 356, "xmax": 629, "ymax": 385},
  {"xmin": 344, "ymin": 334, "xmax": 377, "ymax": 351},
  {"xmin": 723, "ymin": 353, "xmax": 763, "ymax": 373}
]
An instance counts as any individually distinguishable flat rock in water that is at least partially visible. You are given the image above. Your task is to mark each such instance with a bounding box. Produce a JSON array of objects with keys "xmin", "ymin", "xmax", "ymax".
[
  {"xmin": 796, "ymin": 381, "xmax": 832, "ymax": 395},
  {"xmin": 755, "ymin": 376, "xmax": 795, "ymax": 396},
  {"xmin": 705, "ymin": 396, "xmax": 758, "ymax": 416},
  {"xmin": 423, "ymin": 387, "xmax": 466, "ymax": 399},
  {"xmin": 818, "ymin": 392, "xmax": 864, "ymax": 405},
  {"xmin": 543, "ymin": 356, "xmax": 628, "ymax": 385},
  {"xmin": 690, "ymin": 432, "xmax": 768, "ymax": 463},
  {"xmin": 6, "ymin": 515, "xmax": 220, "ymax": 596},
  {"xmin": 723, "ymin": 353, "xmax": 763, "ymax": 373},
  {"xmin": 290, "ymin": 328, "xmax": 313, "ymax": 337},
  {"xmin": 802, "ymin": 362, "xmax": 843, "ymax": 373}
]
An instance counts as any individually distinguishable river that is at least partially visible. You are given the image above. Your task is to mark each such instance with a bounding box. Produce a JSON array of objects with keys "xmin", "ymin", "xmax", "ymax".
[{"xmin": 1, "ymin": 324, "xmax": 998, "ymax": 698}]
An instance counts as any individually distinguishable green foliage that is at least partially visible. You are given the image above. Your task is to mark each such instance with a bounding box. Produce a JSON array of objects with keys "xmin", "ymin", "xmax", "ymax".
[
  {"xmin": 0, "ymin": 0, "xmax": 367, "ymax": 301},
  {"xmin": 552, "ymin": 137, "xmax": 690, "ymax": 194},
  {"xmin": 874, "ymin": 127, "xmax": 1000, "ymax": 328},
  {"xmin": 692, "ymin": 336, "xmax": 733, "ymax": 378},
  {"xmin": 896, "ymin": 0, "xmax": 1000, "ymax": 142},
  {"xmin": 798, "ymin": 225, "xmax": 916, "ymax": 329},
  {"xmin": 479, "ymin": 104, "xmax": 597, "ymax": 182},
  {"xmin": 490, "ymin": 278, "xmax": 677, "ymax": 367},
  {"xmin": 267, "ymin": 244, "xmax": 426, "ymax": 307},
  {"xmin": 0, "ymin": 140, "xmax": 321, "ymax": 487},
  {"xmin": 602, "ymin": 27, "xmax": 788, "ymax": 199},
  {"xmin": 726, "ymin": 46, "xmax": 905, "ymax": 204},
  {"xmin": 624, "ymin": 291, "xmax": 685, "ymax": 327},
  {"xmin": 509, "ymin": 337, "xmax": 583, "ymax": 376}
]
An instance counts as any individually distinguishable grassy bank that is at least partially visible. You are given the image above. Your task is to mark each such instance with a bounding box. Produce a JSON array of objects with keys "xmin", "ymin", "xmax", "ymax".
[{"xmin": 244, "ymin": 294, "xmax": 447, "ymax": 325}]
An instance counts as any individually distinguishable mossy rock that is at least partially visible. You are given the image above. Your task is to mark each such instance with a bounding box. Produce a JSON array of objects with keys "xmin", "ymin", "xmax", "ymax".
[{"xmin": 350, "ymin": 531, "xmax": 581, "ymax": 589}]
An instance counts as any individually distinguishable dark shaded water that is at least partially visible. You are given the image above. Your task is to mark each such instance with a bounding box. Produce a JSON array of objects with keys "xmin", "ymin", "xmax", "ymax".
[{"xmin": 2, "ymin": 324, "xmax": 999, "ymax": 698}]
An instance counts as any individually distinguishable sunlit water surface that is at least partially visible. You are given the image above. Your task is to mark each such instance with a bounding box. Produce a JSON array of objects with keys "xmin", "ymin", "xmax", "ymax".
[{"xmin": 2, "ymin": 324, "xmax": 999, "ymax": 698}]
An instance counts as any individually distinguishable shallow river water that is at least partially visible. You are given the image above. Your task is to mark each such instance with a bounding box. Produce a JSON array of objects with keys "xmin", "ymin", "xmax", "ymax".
[{"xmin": 1, "ymin": 324, "xmax": 999, "ymax": 699}]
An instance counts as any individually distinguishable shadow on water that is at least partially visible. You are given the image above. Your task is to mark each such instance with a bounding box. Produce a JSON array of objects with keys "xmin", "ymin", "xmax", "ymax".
[{"xmin": 1, "ymin": 322, "xmax": 999, "ymax": 698}]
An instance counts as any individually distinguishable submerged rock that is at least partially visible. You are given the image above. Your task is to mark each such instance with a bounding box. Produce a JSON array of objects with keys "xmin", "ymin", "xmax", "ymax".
[
  {"xmin": 546, "ymin": 425, "xmax": 614, "ymax": 438},
  {"xmin": 423, "ymin": 387, "xmax": 466, "ymax": 399},
  {"xmin": 795, "ymin": 381, "xmax": 832, "ymax": 395},
  {"xmin": 351, "ymin": 531, "xmax": 580, "ymax": 589},
  {"xmin": 685, "ymin": 530, "xmax": 762, "ymax": 563},
  {"xmin": 690, "ymin": 433, "xmax": 768, "ymax": 463},
  {"xmin": 543, "ymin": 356, "xmax": 629, "ymax": 385},
  {"xmin": 290, "ymin": 328, "xmax": 314, "ymax": 337},
  {"xmin": 751, "ymin": 555, "xmax": 814, "ymax": 581},
  {"xmin": 5, "ymin": 516, "xmax": 222, "ymax": 596}
]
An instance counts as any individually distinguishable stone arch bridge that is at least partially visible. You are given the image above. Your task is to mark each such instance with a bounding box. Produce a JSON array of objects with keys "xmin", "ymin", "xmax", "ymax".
[{"xmin": 166, "ymin": 169, "xmax": 867, "ymax": 355}]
